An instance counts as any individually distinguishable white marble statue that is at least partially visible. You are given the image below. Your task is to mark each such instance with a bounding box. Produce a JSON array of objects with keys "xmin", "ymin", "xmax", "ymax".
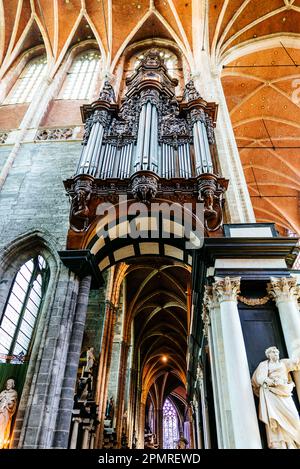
[
  {"xmin": 84, "ymin": 347, "xmax": 95, "ymax": 374},
  {"xmin": 252, "ymin": 346, "xmax": 300, "ymax": 449},
  {"xmin": 0, "ymin": 378, "xmax": 18, "ymax": 449}
]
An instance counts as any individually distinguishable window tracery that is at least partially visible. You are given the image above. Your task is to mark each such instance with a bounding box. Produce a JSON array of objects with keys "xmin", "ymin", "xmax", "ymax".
[
  {"xmin": 0, "ymin": 256, "xmax": 49, "ymax": 362},
  {"xmin": 163, "ymin": 398, "xmax": 179, "ymax": 449},
  {"xmin": 4, "ymin": 55, "xmax": 47, "ymax": 105},
  {"xmin": 58, "ymin": 50, "xmax": 101, "ymax": 100}
]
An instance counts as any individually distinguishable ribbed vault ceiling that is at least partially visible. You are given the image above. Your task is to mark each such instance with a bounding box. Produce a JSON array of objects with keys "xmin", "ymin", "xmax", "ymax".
[
  {"xmin": 211, "ymin": 0, "xmax": 300, "ymax": 234},
  {"xmin": 124, "ymin": 260, "xmax": 190, "ymax": 403}
]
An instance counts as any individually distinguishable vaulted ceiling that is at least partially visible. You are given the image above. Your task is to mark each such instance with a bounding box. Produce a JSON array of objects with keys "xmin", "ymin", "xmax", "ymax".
[
  {"xmin": 0, "ymin": 0, "xmax": 299, "ymax": 234},
  {"xmin": 211, "ymin": 0, "xmax": 300, "ymax": 235},
  {"xmin": 124, "ymin": 260, "xmax": 190, "ymax": 404}
]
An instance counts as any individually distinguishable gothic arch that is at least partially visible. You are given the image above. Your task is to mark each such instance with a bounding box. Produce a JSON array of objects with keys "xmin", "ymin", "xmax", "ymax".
[
  {"xmin": 0, "ymin": 229, "xmax": 61, "ymax": 448},
  {"xmin": 110, "ymin": 10, "xmax": 192, "ymax": 75}
]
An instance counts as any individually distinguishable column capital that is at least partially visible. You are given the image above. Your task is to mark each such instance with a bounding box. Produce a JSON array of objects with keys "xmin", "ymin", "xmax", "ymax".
[
  {"xmin": 267, "ymin": 277, "xmax": 300, "ymax": 304},
  {"xmin": 213, "ymin": 276, "xmax": 241, "ymax": 303}
]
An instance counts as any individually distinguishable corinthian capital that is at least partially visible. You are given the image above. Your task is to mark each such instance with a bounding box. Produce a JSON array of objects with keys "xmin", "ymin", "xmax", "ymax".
[
  {"xmin": 213, "ymin": 276, "xmax": 241, "ymax": 303},
  {"xmin": 267, "ymin": 277, "xmax": 300, "ymax": 303}
]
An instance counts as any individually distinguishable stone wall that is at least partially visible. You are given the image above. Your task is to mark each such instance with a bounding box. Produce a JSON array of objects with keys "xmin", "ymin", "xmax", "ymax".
[
  {"xmin": 0, "ymin": 145, "xmax": 12, "ymax": 172},
  {"xmin": 0, "ymin": 140, "xmax": 81, "ymax": 250}
]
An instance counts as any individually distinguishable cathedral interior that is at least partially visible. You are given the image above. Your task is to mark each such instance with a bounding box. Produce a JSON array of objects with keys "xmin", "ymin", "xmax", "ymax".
[{"xmin": 0, "ymin": 0, "xmax": 300, "ymax": 450}]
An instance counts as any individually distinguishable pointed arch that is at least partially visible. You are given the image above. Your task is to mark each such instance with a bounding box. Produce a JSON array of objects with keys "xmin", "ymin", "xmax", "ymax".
[
  {"xmin": 32, "ymin": 13, "xmax": 54, "ymax": 63},
  {"xmin": 221, "ymin": 32, "xmax": 300, "ymax": 66},
  {"xmin": 110, "ymin": 10, "xmax": 192, "ymax": 74},
  {"xmin": 0, "ymin": 15, "xmax": 50, "ymax": 81},
  {"xmin": 50, "ymin": 11, "xmax": 106, "ymax": 80}
]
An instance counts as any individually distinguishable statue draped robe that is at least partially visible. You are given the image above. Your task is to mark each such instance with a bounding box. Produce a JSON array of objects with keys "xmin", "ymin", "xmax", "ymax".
[{"xmin": 252, "ymin": 358, "xmax": 300, "ymax": 449}]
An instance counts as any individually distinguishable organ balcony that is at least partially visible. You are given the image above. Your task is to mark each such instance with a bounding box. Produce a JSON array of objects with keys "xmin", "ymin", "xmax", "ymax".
[{"xmin": 64, "ymin": 50, "xmax": 228, "ymax": 246}]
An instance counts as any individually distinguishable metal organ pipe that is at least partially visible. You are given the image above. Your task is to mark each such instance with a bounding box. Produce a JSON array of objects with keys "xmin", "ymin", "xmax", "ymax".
[
  {"xmin": 136, "ymin": 101, "xmax": 159, "ymax": 174},
  {"xmin": 193, "ymin": 119, "xmax": 214, "ymax": 175},
  {"xmin": 125, "ymin": 144, "xmax": 132, "ymax": 178},
  {"xmin": 203, "ymin": 124, "xmax": 213, "ymax": 173},
  {"xmin": 77, "ymin": 120, "xmax": 107, "ymax": 175},
  {"xmin": 150, "ymin": 106, "xmax": 158, "ymax": 173},
  {"xmin": 142, "ymin": 102, "xmax": 152, "ymax": 169},
  {"xmin": 77, "ymin": 122, "xmax": 99, "ymax": 174},
  {"xmin": 90, "ymin": 125, "xmax": 104, "ymax": 176},
  {"xmin": 135, "ymin": 104, "xmax": 146, "ymax": 172},
  {"xmin": 192, "ymin": 122, "xmax": 202, "ymax": 176},
  {"xmin": 95, "ymin": 145, "xmax": 106, "ymax": 178},
  {"xmin": 185, "ymin": 143, "xmax": 192, "ymax": 178}
]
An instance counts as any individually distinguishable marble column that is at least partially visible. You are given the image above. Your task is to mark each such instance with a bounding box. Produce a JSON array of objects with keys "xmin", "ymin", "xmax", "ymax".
[
  {"xmin": 70, "ymin": 417, "xmax": 81, "ymax": 449},
  {"xmin": 82, "ymin": 422, "xmax": 92, "ymax": 449},
  {"xmin": 212, "ymin": 277, "xmax": 262, "ymax": 448},
  {"xmin": 267, "ymin": 277, "xmax": 300, "ymax": 399},
  {"xmin": 90, "ymin": 431, "xmax": 95, "ymax": 449},
  {"xmin": 203, "ymin": 287, "xmax": 229, "ymax": 447},
  {"xmin": 197, "ymin": 365, "xmax": 211, "ymax": 449}
]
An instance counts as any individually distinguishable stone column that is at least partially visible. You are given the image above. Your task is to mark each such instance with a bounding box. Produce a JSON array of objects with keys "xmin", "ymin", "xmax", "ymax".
[
  {"xmin": 212, "ymin": 277, "xmax": 261, "ymax": 448},
  {"xmin": 192, "ymin": 396, "xmax": 202, "ymax": 449},
  {"xmin": 52, "ymin": 275, "xmax": 92, "ymax": 448},
  {"xmin": 82, "ymin": 421, "xmax": 92, "ymax": 449},
  {"xmin": 70, "ymin": 417, "xmax": 81, "ymax": 449},
  {"xmin": 197, "ymin": 365, "xmax": 211, "ymax": 449},
  {"xmin": 192, "ymin": 45, "xmax": 255, "ymax": 224},
  {"xmin": 115, "ymin": 341, "xmax": 130, "ymax": 446},
  {"xmin": 95, "ymin": 300, "xmax": 117, "ymax": 448},
  {"xmin": 138, "ymin": 401, "xmax": 146, "ymax": 449},
  {"xmin": 203, "ymin": 287, "xmax": 229, "ymax": 447},
  {"xmin": 90, "ymin": 431, "xmax": 96, "ymax": 449},
  {"xmin": 157, "ymin": 407, "xmax": 163, "ymax": 449},
  {"xmin": 267, "ymin": 277, "xmax": 300, "ymax": 399}
]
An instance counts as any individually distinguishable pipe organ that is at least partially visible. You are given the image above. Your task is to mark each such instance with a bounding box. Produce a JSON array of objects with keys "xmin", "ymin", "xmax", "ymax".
[
  {"xmin": 65, "ymin": 50, "xmax": 228, "ymax": 235},
  {"xmin": 77, "ymin": 50, "xmax": 216, "ymax": 181}
]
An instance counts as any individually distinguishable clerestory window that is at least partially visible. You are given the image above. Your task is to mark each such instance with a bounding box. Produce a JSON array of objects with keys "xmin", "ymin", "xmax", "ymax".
[
  {"xmin": 4, "ymin": 55, "xmax": 47, "ymax": 105},
  {"xmin": 58, "ymin": 50, "xmax": 101, "ymax": 100}
]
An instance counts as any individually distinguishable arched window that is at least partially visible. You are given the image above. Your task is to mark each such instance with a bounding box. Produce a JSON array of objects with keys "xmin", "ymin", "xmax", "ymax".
[
  {"xmin": 4, "ymin": 55, "xmax": 47, "ymax": 105},
  {"xmin": 58, "ymin": 50, "xmax": 101, "ymax": 100},
  {"xmin": 0, "ymin": 256, "xmax": 49, "ymax": 362},
  {"xmin": 163, "ymin": 398, "xmax": 179, "ymax": 449},
  {"xmin": 134, "ymin": 49, "xmax": 178, "ymax": 78}
]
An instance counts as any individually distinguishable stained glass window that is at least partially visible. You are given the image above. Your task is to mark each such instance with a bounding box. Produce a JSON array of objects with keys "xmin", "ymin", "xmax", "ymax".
[
  {"xmin": 4, "ymin": 55, "xmax": 47, "ymax": 104},
  {"xmin": 0, "ymin": 256, "xmax": 49, "ymax": 362},
  {"xmin": 58, "ymin": 50, "xmax": 101, "ymax": 100},
  {"xmin": 163, "ymin": 398, "xmax": 179, "ymax": 449}
]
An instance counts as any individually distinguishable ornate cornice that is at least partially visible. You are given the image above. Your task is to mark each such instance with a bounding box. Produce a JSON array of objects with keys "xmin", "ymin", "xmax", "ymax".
[
  {"xmin": 213, "ymin": 276, "xmax": 241, "ymax": 303},
  {"xmin": 267, "ymin": 277, "xmax": 300, "ymax": 304}
]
